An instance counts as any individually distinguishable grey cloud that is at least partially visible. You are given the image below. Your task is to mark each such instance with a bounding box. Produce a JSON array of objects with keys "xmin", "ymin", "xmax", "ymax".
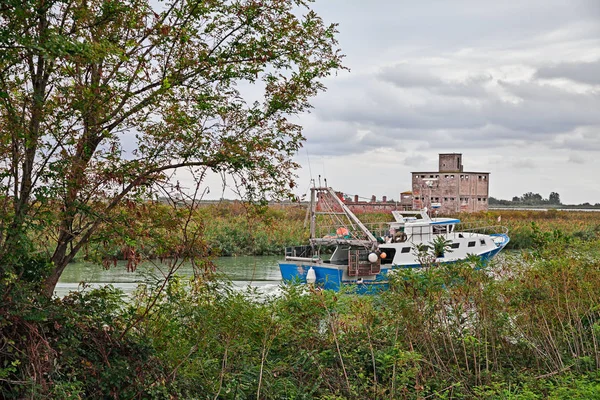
[
  {"xmin": 536, "ymin": 59, "xmax": 600, "ymax": 85},
  {"xmin": 434, "ymin": 75, "xmax": 493, "ymax": 98},
  {"xmin": 301, "ymin": 119, "xmax": 404, "ymax": 156},
  {"xmin": 402, "ymin": 154, "xmax": 427, "ymax": 167},
  {"xmin": 378, "ymin": 64, "xmax": 443, "ymax": 88},
  {"xmin": 312, "ymin": 74, "xmax": 600, "ymax": 153},
  {"xmin": 511, "ymin": 158, "xmax": 536, "ymax": 169},
  {"xmin": 550, "ymin": 127, "xmax": 600, "ymax": 151},
  {"xmin": 568, "ymin": 154, "xmax": 586, "ymax": 164},
  {"xmin": 378, "ymin": 64, "xmax": 493, "ymax": 98}
]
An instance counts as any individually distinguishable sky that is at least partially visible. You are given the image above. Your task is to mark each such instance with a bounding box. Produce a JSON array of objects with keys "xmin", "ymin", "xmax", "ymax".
[{"xmin": 200, "ymin": 0, "xmax": 600, "ymax": 204}]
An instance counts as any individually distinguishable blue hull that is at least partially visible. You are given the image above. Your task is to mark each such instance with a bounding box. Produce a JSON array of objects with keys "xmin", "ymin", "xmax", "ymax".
[{"xmin": 278, "ymin": 262, "xmax": 397, "ymax": 293}]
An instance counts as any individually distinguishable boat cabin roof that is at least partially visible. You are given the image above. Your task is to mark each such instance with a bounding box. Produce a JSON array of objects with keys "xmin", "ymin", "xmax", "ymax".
[
  {"xmin": 430, "ymin": 218, "xmax": 461, "ymax": 225},
  {"xmin": 390, "ymin": 210, "xmax": 460, "ymax": 229}
]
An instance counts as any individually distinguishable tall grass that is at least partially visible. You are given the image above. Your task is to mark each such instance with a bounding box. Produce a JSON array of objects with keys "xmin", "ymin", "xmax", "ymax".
[{"xmin": 3, "ymin": 230, "xmax": 600, "ymax": 398}]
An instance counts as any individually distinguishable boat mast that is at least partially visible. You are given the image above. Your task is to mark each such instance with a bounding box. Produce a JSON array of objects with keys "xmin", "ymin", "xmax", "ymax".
[
  {"xmin": 324, "ymin": 187, "xmax": 377, "ymax": 243},
  {"xmin": 309, "ymin": 187, "xmax": 316, "ymax": 239}
]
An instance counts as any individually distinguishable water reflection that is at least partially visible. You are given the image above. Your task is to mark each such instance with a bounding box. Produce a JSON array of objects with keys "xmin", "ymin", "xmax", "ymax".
[{"xmin": 56, "ymin": 256, "xmax": 283, "ymax": 298}]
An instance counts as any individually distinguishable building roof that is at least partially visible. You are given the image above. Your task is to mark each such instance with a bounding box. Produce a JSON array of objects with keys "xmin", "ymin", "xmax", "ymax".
[{"xmin": 411, "ymin": 171, "xmax": 490, "ymax": 175}]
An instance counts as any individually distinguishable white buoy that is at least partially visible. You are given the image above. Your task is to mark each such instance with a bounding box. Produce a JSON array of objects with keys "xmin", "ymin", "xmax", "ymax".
[
  {"xmin": 306, "ymin": 267, "xmax": 316, "ymax": 284},
  {"xmin": 368, "ymin": 252, "xmax": 378, "ymax": 263}
]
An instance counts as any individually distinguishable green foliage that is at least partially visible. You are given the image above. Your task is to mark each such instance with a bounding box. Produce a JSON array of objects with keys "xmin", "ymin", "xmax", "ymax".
[
  {"xmin": 0, "ymin": 283, "xmax": 170, "ymax": 398},
  {"xmin": 3, "ymin": 207, "xmax": 600, "ymax": 398}
]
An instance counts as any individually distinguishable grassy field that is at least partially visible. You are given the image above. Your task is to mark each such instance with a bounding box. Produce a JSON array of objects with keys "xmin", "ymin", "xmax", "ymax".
[
  {"xmin": 3, "ymin": 204, "xmax": 600, "ymax": 398},
  {"xmin": 4, "ymin": 228, "xmax": 600, "ymax": 398}
]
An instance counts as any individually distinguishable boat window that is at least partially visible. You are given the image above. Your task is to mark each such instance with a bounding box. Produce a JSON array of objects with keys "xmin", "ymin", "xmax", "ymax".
[
  {"xmin": 380, "ymin": 248, "xmax": 396, "ymax": 264},
  {"xmin": 468, "ymin": 241, "xmax": 476, "ymax": 247},
  {"xmin": 451, "ymin": 242, "xmax": 460, "ymax": 249},
  {"xmin": 401, "ymin": 247, "xmax": 411, "ymax": 253},
  {"xmin": 480, "ymin": 239, "xmax": 486, "ymax": 245}
]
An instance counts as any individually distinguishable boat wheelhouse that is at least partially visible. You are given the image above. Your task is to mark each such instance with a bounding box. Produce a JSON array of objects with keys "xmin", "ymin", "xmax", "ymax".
[{"xmin": 279, "ymin": 186, "xmax": 509, "ymax": 292}]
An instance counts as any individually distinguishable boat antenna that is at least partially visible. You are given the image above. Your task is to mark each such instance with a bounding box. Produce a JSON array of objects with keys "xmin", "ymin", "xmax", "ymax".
[
  {"xmin": 305, "ymin": 148, "xmax": 314, "ymax": 181},
  {"xmin": 324, "ymin": 178, "xmax": 327, "ymax": 187}
]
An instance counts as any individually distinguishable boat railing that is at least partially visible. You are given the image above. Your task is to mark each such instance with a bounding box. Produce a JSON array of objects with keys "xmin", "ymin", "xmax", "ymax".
[
  {"xmin": 313, "ymin": 222, "xmax": 389, "ymax": 242},
  {"xmin": 312, "ymin": 221, "xmax": 508, "ymax": 243},
  {"xmin": 451, "ymin": 224, "xmax": 509, "ymax": 237},
  {"xmin": 284, "ymin": 245, "xmax": 316, "ymax": 259}
]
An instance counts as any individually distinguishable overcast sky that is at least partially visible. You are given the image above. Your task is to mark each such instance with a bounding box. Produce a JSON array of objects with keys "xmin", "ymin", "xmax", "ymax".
[
  {"xmin": 193, "ymin": 0, "xmax": 600, "ymax": 204},
  {"xmin": 277, "ymin": 0, "xmax": 599, "ymax": 205}
]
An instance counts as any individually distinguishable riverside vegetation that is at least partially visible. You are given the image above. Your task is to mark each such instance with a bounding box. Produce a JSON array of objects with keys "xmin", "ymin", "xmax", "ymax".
[{"xmin": 2, "ymin": 204, "xmax": 600, "ymax": 398}]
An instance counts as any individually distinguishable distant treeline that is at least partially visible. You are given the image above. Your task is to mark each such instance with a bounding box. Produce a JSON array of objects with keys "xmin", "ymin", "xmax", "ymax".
[{"xmin": 489, "ymin": 191, "xmax": 600, "ymax": 208}]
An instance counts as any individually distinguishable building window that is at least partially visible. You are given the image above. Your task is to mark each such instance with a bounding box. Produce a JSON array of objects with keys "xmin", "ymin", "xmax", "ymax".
[
  {"xmin": 468, "ymin": 241, "xmax": 476, "ymax": 247},
  {"xmin": 401, "ymin": 247, "xmax": 411, "ymax": 253},
  {"xmin": 460, "ymin": 175, "xmax": 464, "ymax": 179},
  {"xmin": 429, "ymin": 175, "xmax": 434, "ymax": 178},
  {"xmin": 435, "ymin": 175, "xmax": 439, "ymax": 178},
  {"xmin": 450, "ymin": 197, "xmax": 455, "ymax": 201},
  {"xmin": 444, "ymin": 175, "xmax": 449, "ymax": 178},
  {"xmin": 450, "ymin": 175, "xmax": 455, "ymax": 178},
  {"xmin": 444, "ymin": 197, "xmax": 448, "ymax": 202},
  {"xmin": 421, "ymin": 175, "xmax": 425, "ymax": 178},
  {"xmin": 483, "ymin": 198, "xmax": 487, "ymax": 202},
  {"xmin": 465, "ymin": 175, "xmax": 469, "ymax": 179}
]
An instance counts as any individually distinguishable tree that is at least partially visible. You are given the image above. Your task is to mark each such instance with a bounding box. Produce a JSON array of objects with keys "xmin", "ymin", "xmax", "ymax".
[
  {"xmin": 0, "ymin": 0, "xmax": 344, "ymax": 295},
  {"xmin": 521, "ymin": 192, "xmax": 543, "ymax": 204},
  {"xmin": 548, "ymin": 192, "xmax": 561, "ymax": 205}
]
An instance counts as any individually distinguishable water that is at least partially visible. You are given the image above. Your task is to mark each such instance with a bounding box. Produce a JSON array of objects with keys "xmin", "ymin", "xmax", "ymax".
[{"xmin": 55, "ymin": 256, "xmax": 283, "ymax": 298}]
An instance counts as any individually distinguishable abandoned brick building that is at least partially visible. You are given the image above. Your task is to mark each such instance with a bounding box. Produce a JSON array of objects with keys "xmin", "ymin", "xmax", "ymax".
[{"xmin": 412, "ymin": 153, "xmax": 489, "ymax": 213}]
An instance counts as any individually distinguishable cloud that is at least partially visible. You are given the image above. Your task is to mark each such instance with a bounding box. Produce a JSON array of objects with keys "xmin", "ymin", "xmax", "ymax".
[
  {"xmin": 309, "ymin": 70, "xmax": 600, "ymax": 156},
  {"xmin": 536, "ymin": 59, "xmax": 600, "ymax": 85},
  {"xmin": 378, "ymin": 64, "xmax": 443, "ymax": 88},
  {"xmin": 402, "ymin": 154, "xmax": 427, "ymax": 167},
  {"xmin": 550, "ymin": 125, "xmax": 600, "ymax": 151},
  {"xmin": 511, "ymin": 158, "xmax": 536, "ymax": 169},
  {"xmin": 568, "ymin": 153, "xmax": 586, "ymax": 164}
]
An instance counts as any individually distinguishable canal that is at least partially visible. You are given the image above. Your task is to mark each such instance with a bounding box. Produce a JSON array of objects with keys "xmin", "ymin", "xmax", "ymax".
[{"xmin": 56, "ymin": 256, "xmax": 283, "ymax": 298}]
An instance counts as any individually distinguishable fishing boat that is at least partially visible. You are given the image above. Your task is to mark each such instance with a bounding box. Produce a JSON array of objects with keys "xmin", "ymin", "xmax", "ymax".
[{"xmin": 279, "ymin": 186, "xmax": 509, "ymax": 292}]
